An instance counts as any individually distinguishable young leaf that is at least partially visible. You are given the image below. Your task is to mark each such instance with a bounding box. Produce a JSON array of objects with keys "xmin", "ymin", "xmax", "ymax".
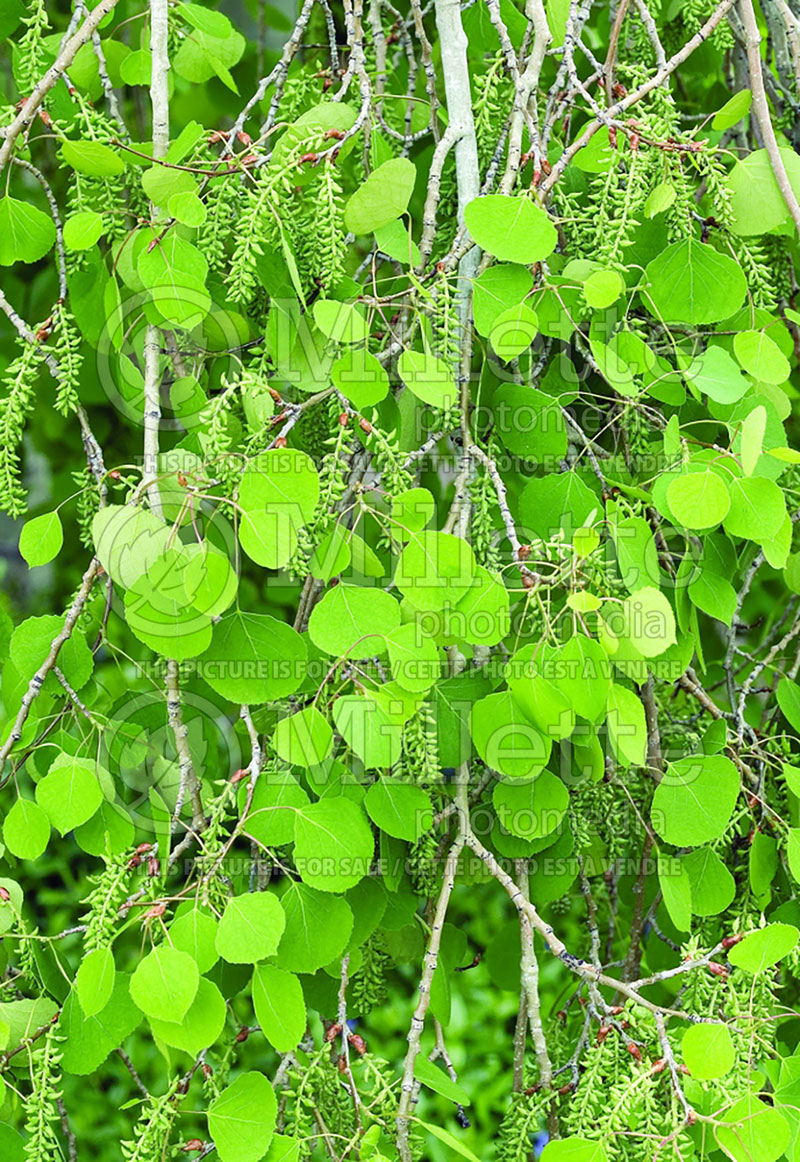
[
  {"xmin": 129, "ymin": 947, "xmax": 199, "ymax": 1023},
  {"xmin": 207, "ymin": 1072, "xmax": 277, "ymax": 1162},
  {"xmin": 215, "ymin": 893, "xmax": 286, "ymax": 964},
  {"xmin": 252, "ymin": 964, "xmax": 306, "ymax": 1052}
]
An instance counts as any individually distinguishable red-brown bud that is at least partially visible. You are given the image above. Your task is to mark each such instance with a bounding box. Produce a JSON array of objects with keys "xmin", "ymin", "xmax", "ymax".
[{"xmin": 348, "ymin": 1032, "xmax": 367, "ymax": 1056}]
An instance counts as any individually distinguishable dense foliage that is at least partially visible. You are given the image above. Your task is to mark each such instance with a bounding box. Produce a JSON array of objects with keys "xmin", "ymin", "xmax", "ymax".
[{"xmin": 1, "ymin": 0, "xmax": 800, "ymax": 1158}]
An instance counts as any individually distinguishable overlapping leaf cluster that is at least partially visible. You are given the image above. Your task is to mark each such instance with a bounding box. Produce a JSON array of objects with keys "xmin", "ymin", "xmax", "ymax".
[{"xmin": 0, "ymin": 0, "xmax": 800, "ymax": 1160}]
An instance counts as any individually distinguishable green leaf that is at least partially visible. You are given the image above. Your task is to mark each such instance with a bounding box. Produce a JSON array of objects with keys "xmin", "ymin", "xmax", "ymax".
[
  {"xmin": 11, "ymin": 615, "xmax": 92, "ymax": 693},
  {"xmin": 246, "ymin": 771, "xmax": 309, "ymax": 847},
  {"xmin": 507, "ymin": 649, "xmax": 575, "ymax": 740},
  {"xmin": 395, "ymin": 531, "xmax": 477, "ymax": 611},
  {"xmin": 715, "ymin": 1095, "xmax": 790, "ymax": 1162},
  {"xmin": 681, "ymin": 846, "xmax": 735, "ymax": 915},
  {"xmin": 652, "ymin": 754, "xmax": 739, "ymax": 846},
  {"xmin": 727, "ymin": 923, "xmax": 799, "ymax": 973},
  {"xmin": 540, "ymin": 1140, "xmax": 608, "ymax": 1161},
  {"xmin": 473, "ymin": 264, "xmax": 532, "ymax": 337},
  {"xmin": 666, "ymin": 471, "xmax": 730, "ymax": 529},
  {"xmin": 173, "ymin": 26, "xmax": 245, "ymax": 90},
  {"xmin": 0, "ymin": 197, "xmax": 56, "ymax": 265},
  {"xmin": 449, "ymin": 565, "xmax": 511, "ymax": 647},
  {"xmin": 390, "ymin": 488, "xmax": 436, "ymax": 539},
  {"xmin": 659, "ymin": 856, "xmax": 692, "ymax": 932},
  {"xmin": 344, "ymin": 157, "xmax": 416, "ymax": 233},
  {"xmin": 556, "ymin": 637, "xmax": 611, "ymax": 724},
  {"xmin": 397, "ymin": 349, "xmax": 457, "ymax": 409},
  {"xmin": 414, "ymin": 1056, "xmax": 471, "ymax": 1106},
  {"xmin": 331, "ymin": 348, "xmax": 389, "ymax": 409},
  {"xmin": 418, "ymin": 1120, "xmax": 482, "ymax": 1162},
  {"xmin": 199, "ymin": 611, "xmax": 307, "ymax": 703},
  {"xmin": 606, "ymin": 683, "xmax": 647, "ymax": 766},
  {"xmin": 207, "ymin": 1072, "xmax": 277, "ymax": 1162},
  {"xmin": 61, "ymin": 140, "xmax": 124, "ymax": 176},
  {"xmin": 137, "ymin": 232, "xmax": 210, "ymax": 326},
  {"xmin": 723, "ymin": 476, "xmax": 785, "ymax": 541},
  {"xmin": 616, "ymin": 585, "xmax": 676, "ymax": 657},
  {"xmin": 76, "ymin": 947, "xmax": 115, "ymax": 1018},
  {"xmin": 308, "ymin": 584, "xmax": 400, "ymax": 657},
  {"xmin": 777, "ymin": 678, "xmax": 800, "ymax": 732},
  {"xmin": 464, "ymin": 195, "xmax": 557, "ymax": 263},
  {"xmin": 168, "ymin": 907, "xmax": 219, "ymax": 973},
  {"xmin": 149, "ymin": 978, "xmax": 226, "ymax": 1054},
  {"xmin": 643, "ymin": 181, "xmax": 676, "ymax": 218},
  {"xmin": 129, "ymin": 946, "xmax": 199, "ymax": 1022},
  {"xmin": 180, "ymin": 2, "xmax": 234, "ymax": 37},
  {"xmin": 374, "ymin": 217, "xmax": 421, "ymax": 265},
  {"xmin": 238, "ymin": 448, "xmax": 319, "ymax": 569},
  {"xmin": 332, "ymin": 694, "xmax": 403, "ymax": 768},
  {"xmin": 688, "ymin": 345, "xmax": 749, "ymax": 404},
  {"xmin": 583, "ymin": 268, "xmax": 624, "ymax": 309},
  {"xmin": 92, "ymin": 505, "xmax": 171, "ymax": 589},
  {"xmin": 273, "ymin": 706, "xmax": 333, "ymax": 768},
  {"xmin": 35, "ymin": 755, "xmax": 104, "ymax": 834},
  {"xmin": 712, "ymin": 88, "xmax": 752, "ymax": 130},
  {"xmin": 364, "ymin": 781, "xmax": 432, "ymax": 842},
  {"xmin": 682, "ymin": 1023, "xmax": 735, "ymax": 1079},
  {"xmin": 123, "ymin": 548, "xmax": 213, "ymax": 661},
  {"xmin": 726, "ymin": 147, "xmax": 800, "ymax": 235},
  {"xmin": 384, "ymin": 623, "xmax": 440, "ymax": 692},
  {"xmin": 3, "ymin": 798, "xmax": 50, "ymax": 860},
  {"xmin": 63, "ymin": 211, "xmax": 104, "ymax": 251},
  {"xmin": 141, "ymin": 163, "xmax": 196, "ymax": 207},
  {"xmin": 277, "ymin": 883, "xmax": 353, "ymax": 973},
  {"xmin": 493, "ymin": 771, "xmax": 569, "ymax": 840},
  {"xmin": 293, "ymin": 798, "xmax": 373, "ymax": 891},
  {"xmin": 471, "ymin": 691, "xmax": 551, "ymax": 779},
  {"xmin": 490, "ymin": 303, "xmax": 538, "ymax": 359},
  {"xmin": 252, "ymin": 964, "xmax": 306, "ymax": 1052},
  {"xmin": 740, "ymin": 405, "xmax": 766, "ymax": 476},
  {"xmin": 215, "ymin": 892, "xmax": 286, "ymax": 963},
  {"xmin": 644, "ymin": 238, "xmax": 747, "ymax": 325},
  {"xmin": 183, "ymin": 545, "xmax": 238, "ymax": 618},
  {"xmin": 59, "ymin": 975, "xmax": 141, "ymax": 1075},
  {"xmin": 733, "ymin": 329, "xmax": 790, "ymax": 385},
  {"xmin": 312, "ymin": 298, "xmax": 369, "ymax": 345},
  {"xmin": 168, "ymin": 190, "xmax": 207, "ymax": 226}
]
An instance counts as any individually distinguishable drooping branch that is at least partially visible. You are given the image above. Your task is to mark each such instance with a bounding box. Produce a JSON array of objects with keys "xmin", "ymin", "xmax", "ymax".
[
  {"xmin": 738, "ymin": 0, "xmax": 800, "ymax": 233},
  {"xmin": 0, "ymin": 0, "xmax": 122, "ymax": 171}
]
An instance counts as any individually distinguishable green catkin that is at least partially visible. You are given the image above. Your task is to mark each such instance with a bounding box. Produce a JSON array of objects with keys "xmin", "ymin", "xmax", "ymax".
[
  {"xmin": 120, "ymin": 1075, "xmax": 185, "ymax": 1162},
  {"xmin": 731, "ymin": 235, "xmax": 779, "ymax": 310},
  {"xmin": 201, "ymin": 174, "xmax": 245, "ymax": 275},
  {"xmin": 402, "ymin": 703, "xmax": 441, "ymax": 786},
  {"xmin": 408, "ymin": 830, "xmax": 441, "ymax": 898},
  {"xmin": 306, "ymin": 163, "xmax": 346, "ymax": 292},
  {"xmin": 23, "ymin": 1024, "xmax": 63, "ymax": 1162},
  {"xmin": 51, "ymin": 303, "xmax": 83, "ymax": 415},
  {"xmin": 228, "ymin": 165, "xmax": 295, "ymax": 304},
  {"xmin": 0, "ymin": 345, "xmax": 44, "ymax": 518},
  {"xmin": 497, "ymin": 1089, "xmax": 549, "ymax": 1162},
  {"xmin": 14, "ymin": 0, "xmax": 50, "ymax": 95},
  {"xmin": 80, "ymin": 854, "xmax": 133, "ymax": 952},
  {"xmin": 470, "ymin": 465, "xmax": 502, "ymax": 572},
  {"xmin": 350, "ymin": 932, "xmax": 391, "ymax": 1014}
]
